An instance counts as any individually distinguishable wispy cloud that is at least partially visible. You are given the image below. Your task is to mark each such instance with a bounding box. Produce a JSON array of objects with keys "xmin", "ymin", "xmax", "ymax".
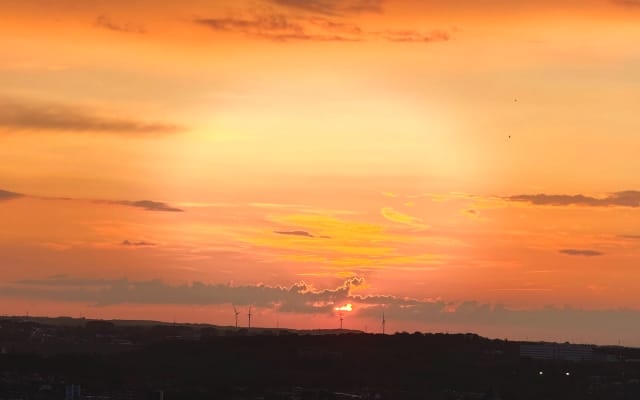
[
  {"xmin": 559, "ymin": 249, "xmax": 604, "ymax": 257},
  {"xmin": 194, "ymin": 14, "xmax": 360, "ymax": 42},
  {"xmin": 95, "ymin": 15, "xmax": 146, "ymax": 34},
  {"xmin": 269, "ymin": 0, "xmax": 383, "ymax": 16},
  {"xmin": 507, "ymin": 191, "xmax": 640, "ymax": 208},
  {"xmin": 377, "ymin": 29, "xmax": 450, "ymax": 43},
  {"xmin": 275, "ymin": 230, "xmax": 315, "ymax": 238},
  {"xmin": 195, "ymin": 10, "xmax": 449, "ymax": 44},
  {"xmin": 121, "ymin": 240, "xmax": 156, "ymax": 247},
  {"xmin": 613, "ymin": 0, "xmax": 640, "ymax": 8},
  {"xmin": 381, "ymin": 207, "xmax": 428, "ymax": 229},
  {"xmin": 110, "ymin": 200, "xmax": 184, "ymax": 212},
  {"xmin": 0, "ymin": 189, "xmax": 23, "ymax": 202},
  {"xmin": 0, "ymin": 187, "xmax": 184, "ymax": 213},
  {"xmin": 307, "ymin": 17, "xmax": 363, "ymax": 34},
  {"xmin": 274, "ymin": 230, "xmax": 331, "ymax": 239},
  {"xmin": 0, "ymin": 97, "xmax": 184, "ymax": 135}
]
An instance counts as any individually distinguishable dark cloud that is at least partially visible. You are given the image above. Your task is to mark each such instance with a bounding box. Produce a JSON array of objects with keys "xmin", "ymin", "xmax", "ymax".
[
  {"xmin": 357, "ymin": 301, "xmax": 640, "ymax": 335},
  {"xmin": 95, "ymin": 15, "xmax": 146, "ymax": 34},
  {"xmin": 507, "ymin": 191, "xmax": 640, "ymax": 208},
  {"xmin": 113, "ymin": 200, "xmax": 184, "ymax": 212},
  {"xmin": 0, "ymin": 189, "xmax": 23, "ymax": 202},
  {"xmin": 195, "ymin": 12, "xmax": 448, "ymax": 44},
  {"xmin": 613, "ymin": 0, "xmax": 640, "ymax": 8},
  {"xmin": 194, "ymin": 15, "xmax": 359, "ymax": 42},
  {"xmin": 4, "ymin": 276, "xmax": 365, "ymax": 313},
  {"xmin": 1, "ymin": 188, "xmax": 183, "ymax": 215},
  {"xmin": 379, "ymin": 29, "xmax": 450, "ymax": 43},
  {"xmin": 13, "ymin": 276, "xmax": 116, "ymax": 287},
  {"xmin": 7, "ymin": 275, "xmax": 640, "ymax": 337},
  {"xmin": 620, "ymin": 234, "xmax": 640, "ymax": 240},
  {"xmin": 307, "ymin": 17, "xmax": 362, "ymax": 34},
  {"xmin": 0, "ymin": 98, "xmax": 183, "ymax": 135},
  {"xmin": 121, "ymin": 240, "xmax": 156, "ymax": 247},
  {"xmin": 274, "ymin": 230, "xmax": 332, "ymax": 239},
  {"xmin": 274, "ymin": 230, "xmax": 315, "ymax": 238},
  {"xmin": 559, "ymin": 249, "xmax": 604, "ymax": 257},
  {"xmin": 270, "ymin": 0, "xmax": 383, "ymax": 16}
]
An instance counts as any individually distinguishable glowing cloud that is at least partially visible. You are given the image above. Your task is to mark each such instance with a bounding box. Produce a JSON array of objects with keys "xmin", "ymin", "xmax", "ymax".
[
  {"xmin": 335, "ymin": 303, "xmax": 353, "ymax": 312},
  {"xmin": 381, "ymin": 207, "xmax": 428, "ymax": 229}
]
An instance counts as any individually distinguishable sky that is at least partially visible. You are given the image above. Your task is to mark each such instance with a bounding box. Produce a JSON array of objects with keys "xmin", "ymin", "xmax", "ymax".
[{"xmin": 2, "ymin": 0, "xmax": 640, "ymax": 346}]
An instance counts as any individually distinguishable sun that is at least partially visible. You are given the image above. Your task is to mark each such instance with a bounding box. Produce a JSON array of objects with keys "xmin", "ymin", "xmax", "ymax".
[{"xmin": 334, "ymin": 304, "xmax": 353, "ymax": 312}]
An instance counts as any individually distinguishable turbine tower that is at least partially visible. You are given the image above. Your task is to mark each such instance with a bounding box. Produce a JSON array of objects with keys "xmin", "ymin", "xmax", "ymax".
[
  {"xmin": 339, "ymin": 311, "xmax": 343, "ymax": 330},
  {"xmin": 248, "ymin": 306, "xmax": 252, "ymax": 329},
  {"xmin": 382, "ymin": 311, "xmax": 386, "ymax": 335},
  {"xmin": 233, "ymin": 306, "xmax": 240, "ymax": 329}
]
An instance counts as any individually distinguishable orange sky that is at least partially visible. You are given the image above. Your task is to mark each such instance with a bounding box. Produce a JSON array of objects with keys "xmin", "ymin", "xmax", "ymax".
[{"xmin": 2, "ymin": 0, "xmax": 640, "ymax": 345}]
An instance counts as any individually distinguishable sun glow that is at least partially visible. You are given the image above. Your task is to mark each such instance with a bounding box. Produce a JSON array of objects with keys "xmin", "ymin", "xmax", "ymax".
[{"xmin": 335, "ymin": 304, "xmax": 353, "ymax": 312}]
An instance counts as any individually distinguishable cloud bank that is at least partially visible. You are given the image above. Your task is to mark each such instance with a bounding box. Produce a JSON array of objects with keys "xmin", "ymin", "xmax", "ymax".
[
  {"xmin": 121, "ymin": 240, "xmax": 156, "ymax": 247},
  {"xmin": 559, "ymin": 249, "xmax": 604, "ymax": 257},
  {"xmin": 195, "ymin": 10, "xmax": 449, "ymax": 43},
  {"xmin": 269, "ymin": 0, "xmax": 383, "ymax": 16},
  {"xmin": 0, "ymin": 189, "xmax": 23, "ymax": 201},
  {"xmin": 0, "ymin": 98, "xmax": 183, "ymax": 135},
  {"xmin": 0, "ymin": 187, "xmax": 184, "ymax": 214},
  {"xmin": 5, "ymin": 276, "xmax": 640, "ymax": 336},
  {"xmin": 507, "ymin": 191, "xmax": 640, "ymax": 208},
  {"xmin": 4, "ymin": 276, "xmax": 365, "ymax": 314},
  {"xmin": 112, "ymin": 200, "xmax": 184, "ymax": 212}
]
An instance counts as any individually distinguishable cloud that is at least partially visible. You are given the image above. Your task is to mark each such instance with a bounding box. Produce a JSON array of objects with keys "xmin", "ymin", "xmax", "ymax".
[
  {"xmin": 307, "ymin": 17, "xmax": 363, "ymax": 34},
  {"xmin": 0, "ymin": 98, "xmax": 183, "ymax": 135},
  {"xmin": 357, "ymin": 301, "xmax": 640, "ymax": 336},
  {"xmin": 559, "ymin": 249, "xmax": 604, "ymax": 257},
  {"xmin": 113, "ymin": 200, "xmax": 184, "ymax": 212},
  {"xmin": 0, "ymin": 189, "xmax": 23, "ymax": 202},
  {"xmin": 274, "ymin": 230, "xmax": 315, "ymax": 238},
  {"xmin": 269, "ymin": 0, "xmax": 383, "ymax": 16},
  {"xmin": 195, "ymin": 11, "xmax": 449, "ymax": 44},
  {"xmin": 194, "ymin": 14, "xmax": 359, "ymax": 42},
  {"xmin": 121, "ymin": 240, "xmax": 156, "ymax": 247},
  {"xmin": 378, "ymin": 29, "xmax": 450, "ymax": 43},
  {"xmin": 274, "ymin": 230, "xmax": 331, "ymax": 239},
  {"xmin": 381, "ymin": 207, "xmax": 428, "ymax": 229},
  {"xmin": 95, "ymin": 15, "xmax": 146, "ymax": 34},
  {"xmin": 7, "ymin": 275, "xmax": 640, "ymax": 337},
  {"xmin": 620, "ymin": 235, "xmax": 640, "ymax": 239},
  {"xmin": 4, "ymin": 276, "xmax": 365, "ymax": 313},
  {"xmin": 507, "ymin": 191, "xmax": 640, "ymax": 208},
  {"xmin": 2, "ymin": 187, "xmax": 184, "ymax": 213},
  {"xmin": 613, "ymin": 0, "xmax": 640, "ymax": 8}
]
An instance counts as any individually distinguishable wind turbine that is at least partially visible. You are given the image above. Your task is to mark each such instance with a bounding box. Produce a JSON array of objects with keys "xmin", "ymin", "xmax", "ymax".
[
  {"xmin": 382, "ymin": 311, "xmax": 386, "ymax": 335},
  {"xmin": 233, "ymin": 306, "xmax": 240, "ymax": 329},
  {"xmin": 247, "ymin": 306, "xmax": 252, "ymax": 329},
  {"xmin": 339, "ymin": 311, "xmax": 343, "ymax": 330}
]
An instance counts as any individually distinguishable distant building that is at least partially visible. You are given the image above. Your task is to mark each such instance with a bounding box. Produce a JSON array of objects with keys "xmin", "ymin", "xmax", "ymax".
[
  {"xmin": 520, "ymin": 343, "xmax": 594, "ymax": 362},
  {"xmin": 65, "ymin": 384, "xmax": 82, "ymax": 400}
]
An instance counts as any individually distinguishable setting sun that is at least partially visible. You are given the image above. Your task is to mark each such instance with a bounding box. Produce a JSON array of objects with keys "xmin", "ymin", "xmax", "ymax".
[{"xmin": 334, "ymin": 304, "xmax": 354, "ymax": 312}]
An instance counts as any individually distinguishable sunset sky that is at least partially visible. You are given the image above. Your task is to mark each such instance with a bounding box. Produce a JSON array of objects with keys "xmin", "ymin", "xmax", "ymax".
[{"xmin": 2, "ymin": 0, "xmax": 640, "ymax": 345}]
